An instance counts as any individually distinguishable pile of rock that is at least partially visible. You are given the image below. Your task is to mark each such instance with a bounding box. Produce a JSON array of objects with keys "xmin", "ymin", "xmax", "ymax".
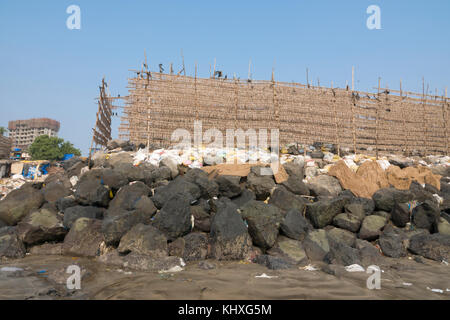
[{"xmin": 0, "ymin": 143, "xmax": 449, "ymax": 273}]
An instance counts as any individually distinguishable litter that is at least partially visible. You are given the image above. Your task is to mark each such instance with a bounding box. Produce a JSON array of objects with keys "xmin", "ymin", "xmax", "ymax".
[
  {"xmin": 427, "ymin": 287, "xmax": 444, "ymax": 294},
  {"xmin": 158, "ymin": 266, "xmax": 184, "ymax": 273},
  {"xmin": 299, "ymin": 264, "xmax": 318, "ymax": 271},
  {"xmin": 345, "ymin": 264, "xmax": 365, "ymax": 272},
  {"xmin": 255, "ymin": 273, "xmax": 278, "ymax": 279},
  {"xmin": 402, "ymin": 282, "xmax": 413, "ymax": 286},
  {"xmin": 0, "ymin": 267, "xmax": 24, "ymax": 272}
]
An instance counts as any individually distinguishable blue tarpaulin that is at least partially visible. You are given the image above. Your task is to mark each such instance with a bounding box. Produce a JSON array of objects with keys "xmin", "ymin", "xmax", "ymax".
[{"xmin": 62, "ymin": 154, "xmax": 74, "ymax": 161}]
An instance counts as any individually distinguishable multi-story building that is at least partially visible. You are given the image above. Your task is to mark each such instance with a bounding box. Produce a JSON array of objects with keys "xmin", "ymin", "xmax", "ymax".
[{"xmin": 8, "ymin": 118, "xmax": 60, "ymax": 150}]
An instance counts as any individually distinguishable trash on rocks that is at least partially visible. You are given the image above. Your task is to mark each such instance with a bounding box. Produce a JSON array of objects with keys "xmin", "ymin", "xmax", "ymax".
[
  {"xmin": 158, "ymin": 266, "xmax": 184, "ymax": 274},
  {"xmin": 402, "ymin": 282, "xmax": 413, "ymax": 286},
  {"xmin": 0, "ymin": 267, "xmax": 24, "ymax": 272}
]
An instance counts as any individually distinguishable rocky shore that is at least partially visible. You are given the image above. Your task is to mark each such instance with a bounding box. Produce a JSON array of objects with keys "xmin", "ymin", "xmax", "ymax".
[{"xmin": 1, "ymin": 140, "xmax": 449, "ymax": 299}]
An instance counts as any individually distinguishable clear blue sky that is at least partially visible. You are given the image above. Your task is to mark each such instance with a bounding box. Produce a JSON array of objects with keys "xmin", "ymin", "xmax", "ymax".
[{"xmin": 1, "ymin": 1, "xmax": 449, "ymax": 155}]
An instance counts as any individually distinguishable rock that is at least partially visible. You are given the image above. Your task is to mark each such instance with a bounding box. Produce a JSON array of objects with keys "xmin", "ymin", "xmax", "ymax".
[
  {"xmin": 325, "ymin": 240, "xmax": 361, "ymax": 266},
  {"xmin": 409, "ymin": 181, "xmax": 436, "ymax": 203},
  {"xmin": 358, "ymin": 215, "xmax": 387, "ymax": 241},
  {"xmin": 333, "ymin": 213, "xmax": 361, "ymax": 233},
  {"xmin": 182, "ymin": 232, "xmax": 209, "ymax": 261},
  {"xmin": 310, "ymin": 150, "xmax": 324, "ymax": 159},
  {"xmin": 118, "ymin": 223, "xmax": 167, "ymax": 257},
  {"xmin": 0, "ymin": 227, "xmax": 26, "ymax": 258},
  {"xmin": 268, "ymin": 186, "xmax": 306, "ymax": 213},
  {"xmin": 152, "ymin": 193, "xmax": 192, "ymax": 241},
  {"xmin": 305, "ymin": 197, "xmax": 348, "ymax": 228},
  {"xmin": 209, "ymin": 202, "xmax": 252, "ymax": 260},
  {"xmin": 307, "ymin": 175, "xmax": 342, "ymax": 197},
  {"xmin": 66, "ymin": 161, "xmax": 86, "ymax": 178},
  {"xmin": 240, "ymin": 200, "xmax": 283, "ymax": 250},
  {"xmin": 344, "ymin": 203, "xmax": 366, "ymax": 221},
  {"xmin": 168, "ymin": 238, "xmax": 185, "ymax": 257},
  {"xmin": 42, "ymin": 180, "xmax": 72, "ymax": 203},
  {"xmin": 152, "ymin": 176, "xmax": 201, "ymax": 209},
  {"xmin": 390, "ymin": 203, "xmax": 411, "ymax": 228},
  {"xmin": 231, "ymin": 189, "xmax": 256, "ymax": 208},
  {"xmin": 17, "ymin": 209, "xmax": 66, "ymax": 245},
  {"xmin": 107, "ymin": 182, "xmax": 153, "ymax": 216},
  {"xmin": 102, "ymin": 210, "xmax": 154, "ymax": 246},
  {"xmin": 267, "ymin": 236, "xmax": 307, "ymax": 265},
  {"xmin": 281, "ymin": 176, "xmax": 310, "ymax": 196},
  {"xmin": 408, "ymin": 233, "xmax": 450, "ymax": 261},
  {"xmin": 283, "ymin": 162, "xmax": 304, "ymax": 178},
  {"xmin": 389, "ymin": 156, "xmax": 413, "ymax": 169},
  {"xmin": 63, "ymin": 206, "xmax": 104, "ymax": 229},
  {"xmin": 326, "ymin": 227, "xmax": 356, "ymax": 247},
  {"xmin": 191, "ymin": 205, "xmax": 210, "ymax": 232},
  {"xmin": 160, "ymin": 156, "xmax": 179, "ymax": 179},
  {"xmin": 63, "ymin": 218, "xmax": 105, "ymax": 257},
  {"xmin": 437, "ymin": 218, "xmax": 450, "ymax": 235},
  {"xmin": 355, "ymin": 239, "xmax": 383, "ymax": 265},
  {"xmin": 372, "ymin": 188, "xmax": 414, "ymax": 212},
  {"xmin": 215, "ymin": 175, "xmax": 242, "ymax": 198},
  {"xmin": 246, "ymin": 173, "xmax": 275, "ymax": 200},
  {"xmin": 373, "ymin": 211, "xmax": 391, "ymax": 220},
  {"xmin": 303, "ymin": 229, "xmax": 330, "ymax": 261},
  {"xmin": 412, "ymin": 200, "xmax": 440, "ymax": 233},
  {"xmin": 145, "ymin": 166, "xmax": 172, "ymax": 186},
  {"xmin": 56, "ymin": 195, "xmax": 77, "ymax": 212},
  {"xmin": 107, "ymin": 139, "xmax": 132, "ymax": 150},
  {"xmin": 253, "ymin": 254, "xmax": 293, "ymax": 270},
  {"xmin": 350, "ymin": 197, "xmax": 375, "ymax": 215},
  {"xmin": 184, "ymin": 169, "xmax": 219, "ymax": 199},
  {"xmin": 280, "ymin": 208, "xmax": 312, "ymax": 241},
  {"xmin": 0, "ymin": 183, "xmax": 45, "ymax": 225},
  {"xmin": 379, "ymin": 227, "xmax": 408, "ymax": 258},
  {"xmin": 74, "ymin": 173, "xmax": 111, "ymax": 207}
]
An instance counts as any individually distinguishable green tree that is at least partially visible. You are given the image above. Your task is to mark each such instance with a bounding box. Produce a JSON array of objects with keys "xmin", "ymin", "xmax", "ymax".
[
  {"xmin": 0, "ymin": 127, "xmax": 7, "ymax": 136},
  {"xmin": 29, "ymin": 135, "xmax": 81, "ymax": 160}
]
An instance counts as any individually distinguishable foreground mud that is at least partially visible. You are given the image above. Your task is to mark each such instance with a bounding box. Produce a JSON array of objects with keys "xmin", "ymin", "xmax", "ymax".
[{"xmin": 1, "ymin": 255, "xmax": 449, "ymax": 300}]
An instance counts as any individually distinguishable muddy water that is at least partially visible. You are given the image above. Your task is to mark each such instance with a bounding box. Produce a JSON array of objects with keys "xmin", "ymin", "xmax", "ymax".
[{"xmin": 0, "ymin": 255, "xmax": 449, "ymax": 300}]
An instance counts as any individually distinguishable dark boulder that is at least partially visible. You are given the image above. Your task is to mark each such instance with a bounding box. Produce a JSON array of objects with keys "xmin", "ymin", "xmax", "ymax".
[
  {"xmin": 240, "ymin": 200, "xmax": 283, "ymax": 250},
  {"xmin": 282, "ymin": 162, "xmax": 304, "ymax": 178},
  {"xmin": 107, "ymin": 182, "xmax": 153, "ymax": 216},
  {"xmin": 231, "ymin": 189, "xmax": 256, "ymax": 208},
  {"xmin": 102, "ymin": 210, "xmax": 154, "ymax": 245},
  {"xmin": 17, "ymin": 208, "xmax": 66, "ymax": 245},
  {"xmin": 333, "ymin": 213, "xmax": 361, "ymax": 233},
  {"xmin": 56, "ymin": 195, "xmax": 77, "ymax": 212},
  {"xmin": 307, "ymin": 175, "xmax": 342, "ymax": 197},
  {"xmin": 280, "ymin": 208, "xmax": 312, "ymax": 241},
  {"xmin": 209, "ymin": 202, "xmax": 252, "ymax": 260},
  {"xmin": 358, "ymin": 215, "xmax": 387, "ymax": 241},
  {"xmin": 215, "ymin": 175, "xmax": 242, "ymax": 198},
  {"xmin": 325, "ymin": 240, "xmax": 361, "ymax": 266},
  {"xmin": 152, "ymin": 176, "xmax": 201, "ymax": 209},
  {"xmin": 152, "ymin": 193, "xmax": 192, "ymax": 241},
  {"xmin": 306, "ymin": 197, "xmax": 349, "ymax": 228},
  {"xmin": 281, "ymin": 176, "xmax": 310, "ymax": 196},
  {"xmin": 63, "ymin": 218, "xmax": 105, "ymax": 257},
  {"xmin": 63, "ymin": 206, "xmax": 104, "ymax": 229},
  {"xmin": 412, "ymin": 200, "xmax": 440, "ymax": 233},
  {"xmin": 344, "ymin": 203, "xmax": 366, "ymax": 221},
  {"xmin": 184, "ymin": 168, "xmax": 219, "ymax": 199},
  {"xmin": 0, "ymin": 183, "xmax": 45, "ymax": 225},
  {"xmin": 267, "ymin": 236, "xmax": 308, "ymax": 265},
  {"xmin": 74, "ymin": 174, "xmax": 111, "ymax": 207},
  {"xmin": 42, "ymin": 177, "xmax": 72, "ymax": 203},
  {"xmin": 268, "ymin": 186, "xmax": 307, "ymax": 213},
  {"xmin": 390, "ymin": 202, "xmax": 411, "ymax": 228},
  {"xmin": 253, "ymin": 254, "xmax": 293, "ymax": 270},
  {"xmin": 326, "ymin": 227, "xmax": 356, "ymax": 248},
  {"xmin": 303, "ymin": 229, "xmax": 330, "ymax": 261},
  {"xmin": 372, "ymin": 188, "xmax": 414, "ymax": 212},
  {"xmin": 182, "ymin": 232, "xmax": 209, "ymax": 261},
  {"xmin": 191, "ymin": 205, "xmax": 210, "ymax": 232},
  {"xmin": 0, "ymin": 227, "xmax": 26, "ymax": 258},
  {"xmin": 246, "ymin": 172, "xmax": 275, "ymax": 200},
  {"xmin": 408, "ymin": 233, "xmax": 450, "ymax": 261},
  {"xmin": 118, "ymin": 223, "xmax": 168, "ymax": 257},
  {"xmin": 378, "ymin": 226, "xmax": 408, "ymax": 258}
]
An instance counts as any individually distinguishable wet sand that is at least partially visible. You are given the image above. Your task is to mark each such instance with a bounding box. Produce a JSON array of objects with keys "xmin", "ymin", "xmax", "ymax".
[{"xmin": 0, "ymin": 255, "xmax": 449, "ymax": 300}]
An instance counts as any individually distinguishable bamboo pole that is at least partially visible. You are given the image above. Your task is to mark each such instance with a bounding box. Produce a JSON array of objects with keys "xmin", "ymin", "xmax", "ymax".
[
  {"xmin": 444, "ymin": 88, "xmax": 449, "ymax": 156},
  {"xmin": 400, "ymin": 80, "xmax": 408, "ymax": 155},
  {"xmin": 375, "ymin": 77, "xmax": 380, "ymax": 159}
]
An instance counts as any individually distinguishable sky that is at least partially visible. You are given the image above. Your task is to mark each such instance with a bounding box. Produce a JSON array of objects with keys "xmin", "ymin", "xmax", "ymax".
[{"xmin": 0, "ymin": 0, "xmax": 449, "ymax": 155}]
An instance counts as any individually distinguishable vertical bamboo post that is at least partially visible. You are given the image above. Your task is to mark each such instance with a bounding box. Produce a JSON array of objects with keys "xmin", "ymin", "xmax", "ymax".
[
  {"xmin": 443, "ymin": 88, "xmax": 449, "ymax": 156},
  {"xmin": 422, "ymin": 77, "xmax": 428, "ymax": 155},
  {"xmin": 331, "ymin": 81, "xmax": 340, "ymax": 157},
  {"xmin": 234, "ymin": 78, "xmax": 239, "ymax": 131},
  {"xmin": 400, "ymin": 80, "xmax": 408, "ymax": 155},
  {"xmin": 212, "ymin": 58, "xmax": 216, "ymax": 79},
  {"xmin": 195, "ymin": 62, "xmax": 198, "ymax": 121},
  {"xmin": 181, "ymin": 49, "xmax": 186, "ymax": 76},
  {"xmin": 350, "ymin": 92, "xmax": 357, "ymax": 155},
  {"xmin": 248, "ymin": 59, "xmax": 252, "ymax": 80},
  {"xmin": 306, "ymin": 68, "xmax": 309, "ymax": 88},
  {"xmin": 375, "ymin": 77, "xmax": 380, "ymax": 159},
  {"xmin": 352, "ymin": 66, "xmax": 355, "ymax": 91}
]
